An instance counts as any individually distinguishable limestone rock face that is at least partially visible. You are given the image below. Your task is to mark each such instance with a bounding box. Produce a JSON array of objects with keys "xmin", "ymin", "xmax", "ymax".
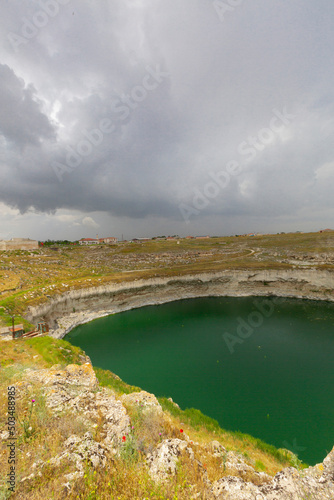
[
  {"xmin": 323, "ymin": 446, "xmax": 334, "ymax": 478},
  {"xmin": 25, "ymin": 364, "xmax": 130, "ymax": 450},
  {"xmin": 25, "ymin": 269, "xmax": 334, "ymax": 338},
  {"xmin": 17, "ymin": 362, "xmax": 334, "ymax": 498},
  {"xmin": 223, "ymin": 450, "xmax": 271, "ymax": 485},
  {"xmin": 210, "ymin": 447, "xmax": 334, "ymax": 499},
  {"xmin": 258, "ymin": 464, "xmax": 334, "ymax": 500},
  {"xmin": 208, "ymin": 440, "xmax": 226, "ymax": 457},
  {"xmin": 21, "ymin": 432, "xmax": 110, "ymax": 485},
  {"xmin": 121, "ymin": 391, "xmax": 162, "ymax": 412},
  {"xmin": 50, "ymin": 432, "xmax": 109, "ymax": 481},
  {"xmin": 63, "ymin": 432, "xmax": 107, "ymax": 468},
  {"xmin": 212, "ymin": 476, "xmax": 261, "ymax": 499},
  {"xmin": 96, "ymin": 391, "xmax": 130, "ymax": 448},
  {"xmin": 25, "ymin": 363, "xmax": 98, "ymax": 389},
  {"xmin": 146, "ymin": 438, "xmax": 195, "ymax": 481}
]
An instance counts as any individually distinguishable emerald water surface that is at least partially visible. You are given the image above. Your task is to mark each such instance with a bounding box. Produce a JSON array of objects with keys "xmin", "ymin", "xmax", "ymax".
[{"xmin": 66, "ymin": 296, "xmax": 334, "ymax": 464}]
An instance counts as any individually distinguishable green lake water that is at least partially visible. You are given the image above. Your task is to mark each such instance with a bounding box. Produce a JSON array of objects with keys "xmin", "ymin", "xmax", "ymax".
[{"xmin": 66, "ymin": 296, "xmax": 334, "ymax": 465}]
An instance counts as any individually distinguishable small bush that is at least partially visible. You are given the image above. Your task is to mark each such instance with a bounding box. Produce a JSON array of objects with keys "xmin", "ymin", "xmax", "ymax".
[
  {"xmin": 119, "ymin": 433, "xmax": 140, "ymax": 464},
  {"xmin": 127, "ymin": 405, "xmax": 169, "ymax": 455}
]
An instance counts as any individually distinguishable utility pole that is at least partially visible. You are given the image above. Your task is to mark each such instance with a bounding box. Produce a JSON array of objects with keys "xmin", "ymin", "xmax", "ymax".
[{"xmin": 6, "ymin": 309, "xmax": 15, "ymax": 339}]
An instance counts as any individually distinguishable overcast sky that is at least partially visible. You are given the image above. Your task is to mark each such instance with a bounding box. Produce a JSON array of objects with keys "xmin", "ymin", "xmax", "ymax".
[{"xmin": 0, "ymin": 0, "xmax": 333, "ymax": 240}]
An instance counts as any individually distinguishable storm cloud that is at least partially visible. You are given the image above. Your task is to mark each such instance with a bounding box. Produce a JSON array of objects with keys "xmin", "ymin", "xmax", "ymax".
[{"xmin": 0, "ymin": 0, "xmax": 333, "ymax": 239}]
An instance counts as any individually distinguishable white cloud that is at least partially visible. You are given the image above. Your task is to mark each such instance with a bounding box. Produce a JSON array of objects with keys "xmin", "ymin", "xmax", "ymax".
[
  {"xmin": 55, "ymin": 214, "xmax": 78, "ymax": 223},
  {"xmin": 82, "ymin": 216, "xmax": 99, "ymax": 229},
  {"xmin": 315, "ymin": 161, "xmax": 334, "ymax": 181}
]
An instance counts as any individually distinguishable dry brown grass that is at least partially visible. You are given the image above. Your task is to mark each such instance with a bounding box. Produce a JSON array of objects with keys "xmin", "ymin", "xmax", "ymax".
[{"xmin": 0, "ymin": 381, "xmax": 90, "ymax": 499}]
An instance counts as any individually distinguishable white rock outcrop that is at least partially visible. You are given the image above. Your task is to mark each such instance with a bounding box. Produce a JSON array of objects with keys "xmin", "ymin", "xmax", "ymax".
[
  {"xmin": 25, "ymin": 363, "xmax": 130, "ymax": 449},
  {"xmin": 16, "ymin": 362, "xmax": 334, "ymax": 498},
  {"xmin": 211, "ymin": 446, "xmax": 334, "ymax": 499},
  {"xmin": 121, "ymin": 390, "xmax": 163, "ymax": 413},
  {"xmin": 146, "ymin": 438, "xmax": 196, "ymax": 482}
]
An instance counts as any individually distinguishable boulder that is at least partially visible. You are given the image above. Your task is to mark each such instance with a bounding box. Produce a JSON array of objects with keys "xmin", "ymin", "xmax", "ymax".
[
  {"xmin": 121, "ymin": 391, "xmax": 162, "ymax": 413},
  {"xmin": 210, "ymin": 447, "xmax": 334, "ymax": 499},
  {"xmin": 25, "ymin": 364, "xmax": 130, "ymax": 450},
  {"xmin": 146, "ymin": 438, "xmax": 194, "ymax": 481},
  {"xmin": 25, "ymin": 363, "xmax": 98, "ymax": 389}
]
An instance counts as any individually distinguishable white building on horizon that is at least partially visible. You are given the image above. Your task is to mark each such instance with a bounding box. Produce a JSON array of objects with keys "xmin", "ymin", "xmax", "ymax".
[
  {"xmin": 79, "ymin": 237, "xmax": 118, "ymax": 245},
  {"xmin": 0, "ymin": 238, "xmax": 39, "ymax": 250}
]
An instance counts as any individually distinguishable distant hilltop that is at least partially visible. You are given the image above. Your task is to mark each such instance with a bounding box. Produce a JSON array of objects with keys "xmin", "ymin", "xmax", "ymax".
[{"xmin": 0, "ymin": 238, "xmax": 39, "ymax": 250}]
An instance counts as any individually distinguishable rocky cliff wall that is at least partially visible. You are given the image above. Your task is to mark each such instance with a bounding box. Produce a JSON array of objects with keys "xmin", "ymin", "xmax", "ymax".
[{"xmin": 25, "ymin": 268, "xmax": 334, "ymax": 338}]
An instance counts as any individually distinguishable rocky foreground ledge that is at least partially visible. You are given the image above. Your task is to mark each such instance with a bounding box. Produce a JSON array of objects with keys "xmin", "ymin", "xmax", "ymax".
[
  {"xmin": 4, "ymin": 360, "xmax": 333, "ymax": 500},
  {"xmin": 25, "ymin": 268, "xmax": 334, "ymax": 339}
]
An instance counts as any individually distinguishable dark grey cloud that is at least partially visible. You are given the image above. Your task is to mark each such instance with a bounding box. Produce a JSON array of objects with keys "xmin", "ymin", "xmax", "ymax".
[
  {"xmin": 0, "ymin": 0, "xmax": 333, "ymax": 238},
  {"xmin": 0, "ymin": 64, "xmax": 56, "ymax": 147}
]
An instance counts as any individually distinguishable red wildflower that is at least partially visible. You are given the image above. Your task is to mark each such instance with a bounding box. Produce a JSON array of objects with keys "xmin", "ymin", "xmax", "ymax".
[
  {"xmin": 122, "ymin": 436, "xmax": 126, "ymax": 442},
  {"xmin": 180, "ymin": 429, "xmax": 183, "ymax": 433}
]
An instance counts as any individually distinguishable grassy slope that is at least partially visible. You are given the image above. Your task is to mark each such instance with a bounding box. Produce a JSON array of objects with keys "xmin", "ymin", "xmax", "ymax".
[{"xmin": 0, "ymin": 337, "xmax": 304, "ymax": 499}]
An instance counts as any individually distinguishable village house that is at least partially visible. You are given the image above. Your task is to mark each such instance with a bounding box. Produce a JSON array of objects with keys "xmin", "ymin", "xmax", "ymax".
[
  {"xmin": 79, "ymin": 237, "xmax": 118, "ymax": 245},
  {"xmin": 79, "ymin": 238, "xmax": 99, "ymax": 245},
  {"xmin": 99, "ymin": 237, "xmax": 118, "ymax": 244}
]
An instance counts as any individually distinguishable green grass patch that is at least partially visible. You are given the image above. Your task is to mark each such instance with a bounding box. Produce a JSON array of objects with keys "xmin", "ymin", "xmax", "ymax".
[
  {"xmin": 159, "ymin": 398, "xmax": 307, "ymax": 469},
  {"xmin": 94, "ymin": 366, "xmax": 141, "ymax": 395},
  {"xmin": 0, "ymin": 309, "xmax": 34, "ymax": 331},
  {"xmin": 25, "ymin": 336, "xmax": 85, "ymax": 367},
  {"xmin": 255, "ymin": 459, "xmax": 266, "ymax": 471},
  {"xmin": 183, "ymin": 408, "xmax": 221, "ymax": 433},
  {"xmin": 231, "ymin": 430, "xmax": 307, "ymax": 467},
  {"xmin": 0, "ymin": 296, "xmax": 16, "ymax": 314},
  {"xmin": 159, "ymin": 397, "xmax": 220, "ymax": 433}
]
